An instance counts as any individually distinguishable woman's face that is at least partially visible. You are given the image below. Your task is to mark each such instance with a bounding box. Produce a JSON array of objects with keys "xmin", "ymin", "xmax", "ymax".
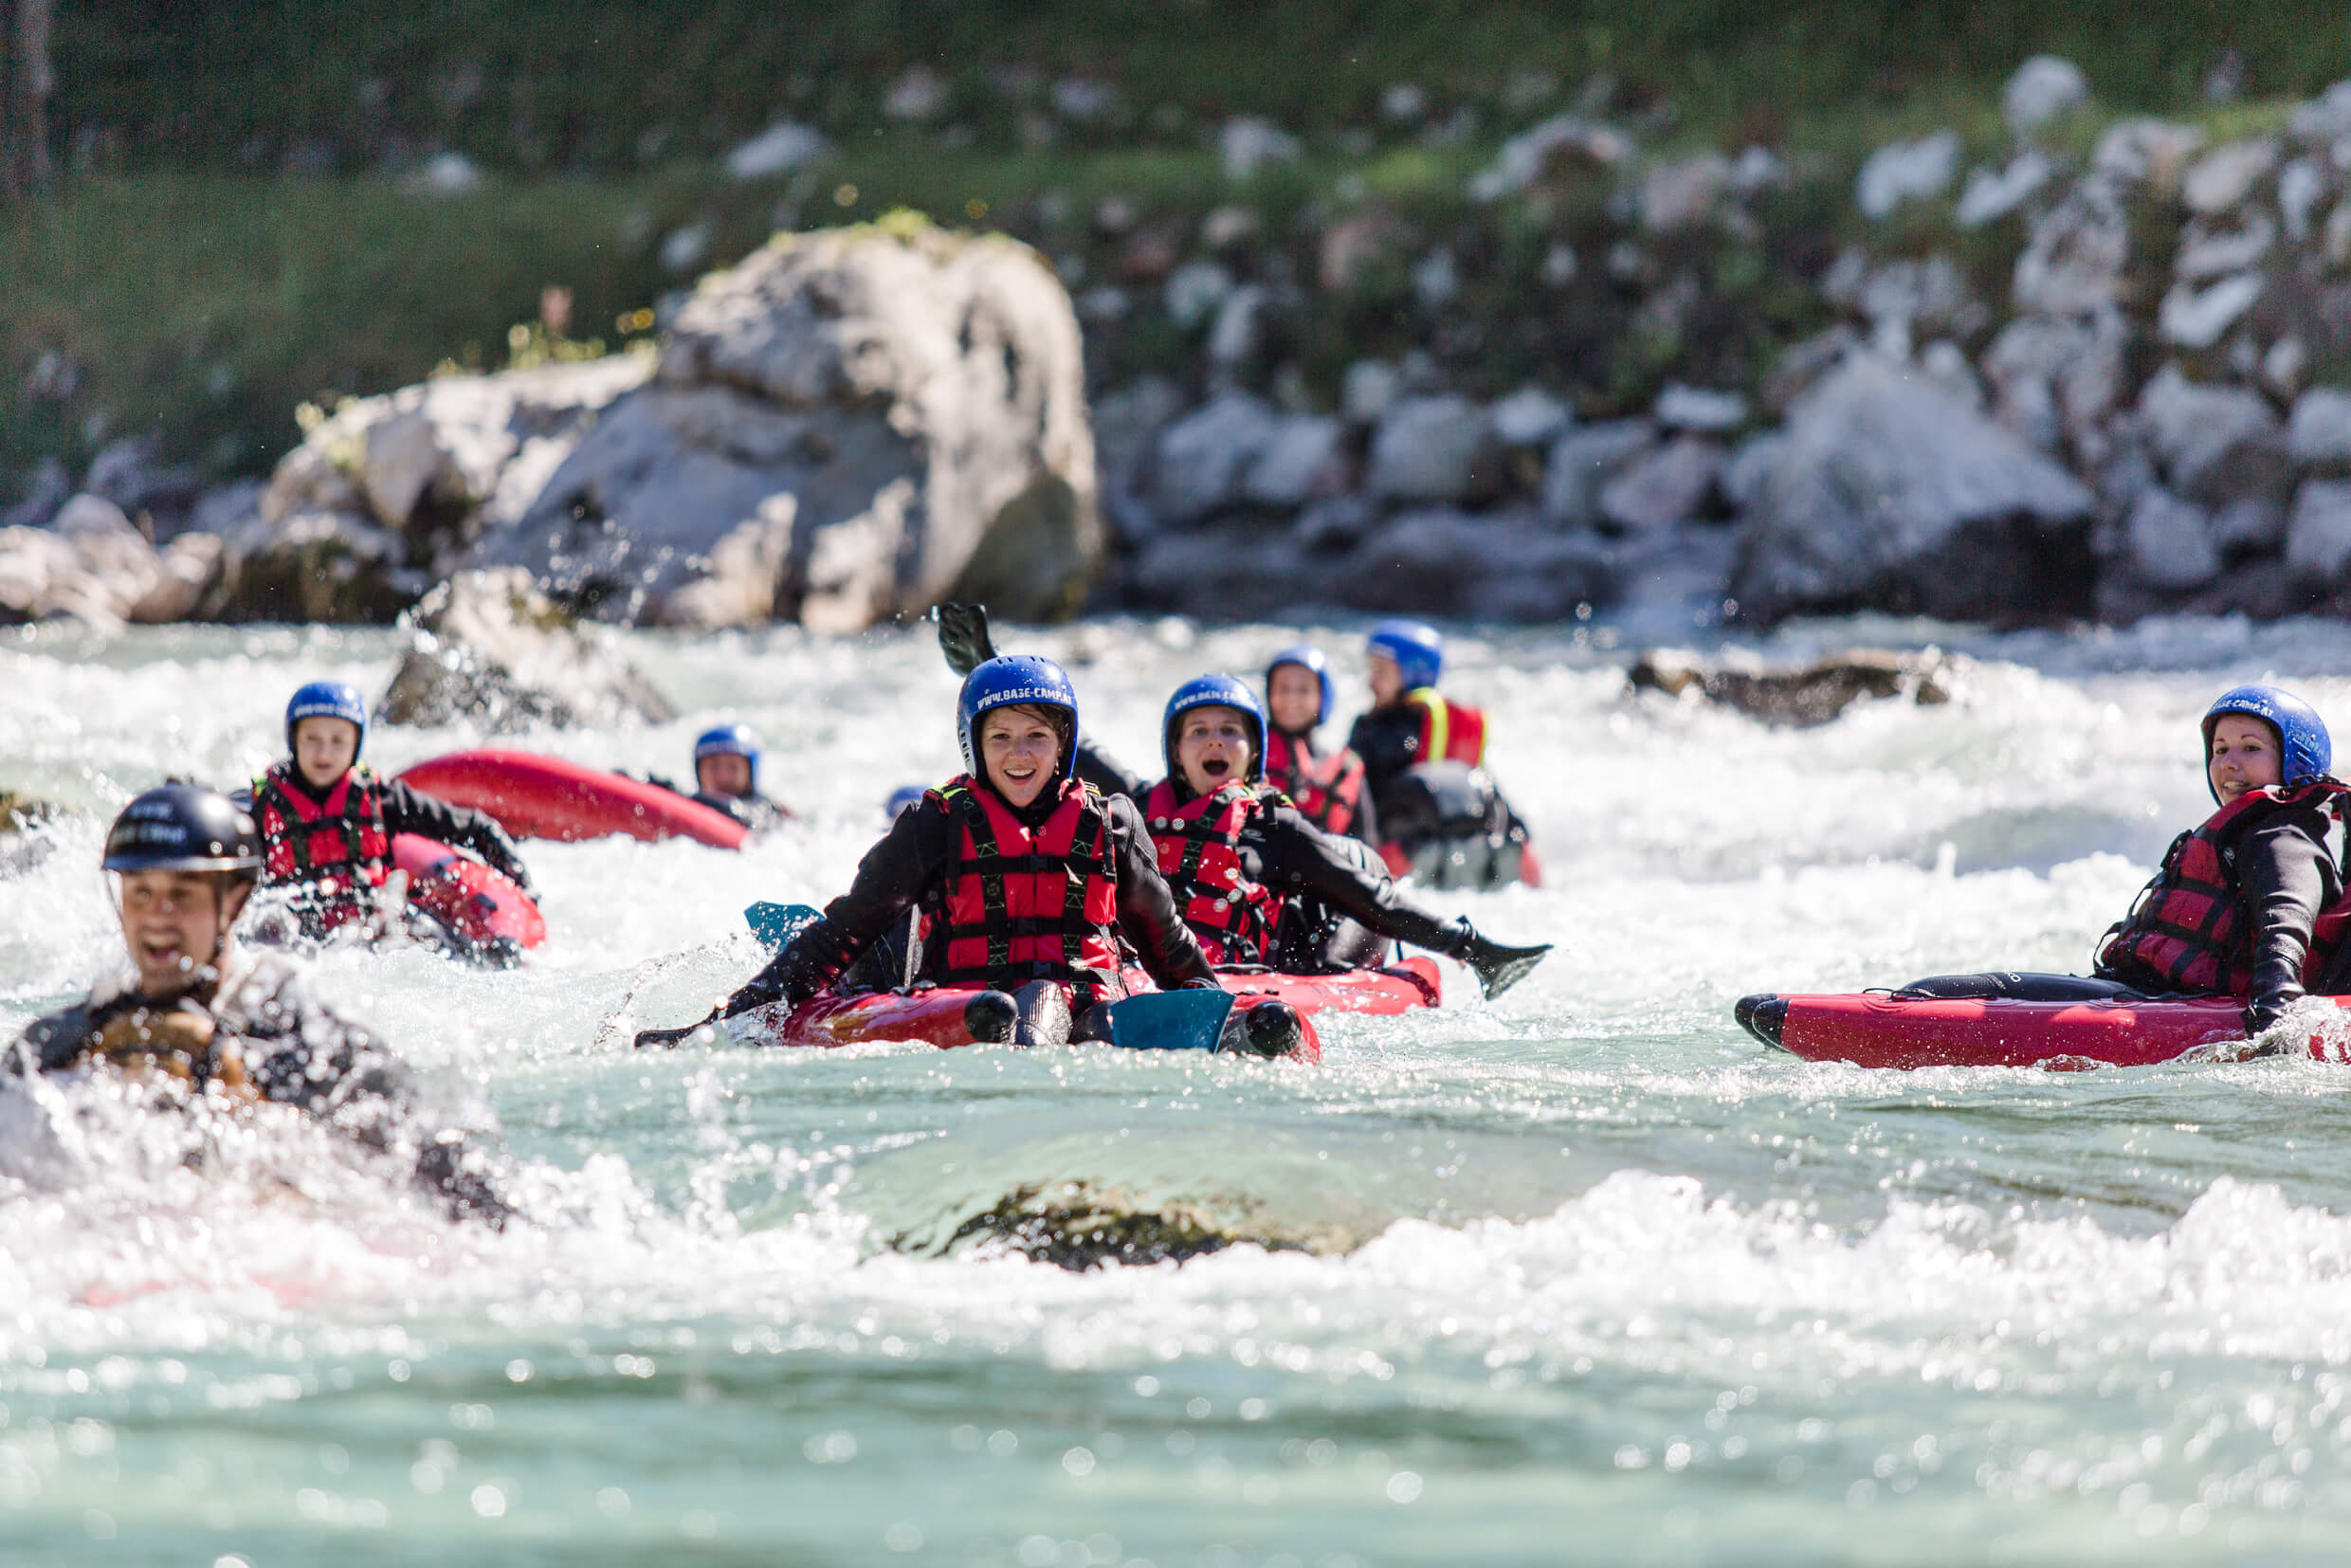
[
  {"xmin": 1267, "ymin": 665, "xmax": 1322, "ymax": 733},
  {"xmin": 2208, "ymin": 715, "xmax": 2284, "ymax": 804},
  {"xmin": 1366, "ymin": 653, "xmax": 1405, "ymax": 707},
  {"xmin": 980, "ymin": 706, "xmax": 1062, "ymax": 809},
  {"xmin": 1175, "ymin": 704, "xmax": 1255, "ymax": 795}
]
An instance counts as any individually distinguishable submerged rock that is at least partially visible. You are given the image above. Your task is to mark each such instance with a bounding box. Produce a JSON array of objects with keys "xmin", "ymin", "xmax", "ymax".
[
  {"xmin": 1629, "ymin": 647, "xmax": 1959, "ymax": 728},
  {"xmin": 377, "ymin": 568, "xmax": 675, "ymax": 732},
  {"xmin": 921, "ymin": 1178, "xmax": 1355, "ymax": 1269}
]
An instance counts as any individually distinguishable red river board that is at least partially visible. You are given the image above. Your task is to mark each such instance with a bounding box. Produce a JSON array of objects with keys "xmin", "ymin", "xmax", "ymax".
[
  {"xmin": 399, "ymin": 750, "xmax": 746, "ymax": 850},
  {"xmin": 1739, "ymin": 990, "xmax": 2351, "ymax": 1070},
  {"xmin": 729, "ymin": 959, "xmax": 1443, "ymax": 1060},
  {"xmin": 391, "ymin": 833, "xmax": 547, "ymax": 954}
]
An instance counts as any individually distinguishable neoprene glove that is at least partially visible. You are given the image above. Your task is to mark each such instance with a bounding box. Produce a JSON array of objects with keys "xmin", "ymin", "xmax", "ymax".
[
  {"xmin": 1449, "ymin": 923, "xmax": 1553, "ymax": 1000},
  {"xmin": 935, "ymin": 602, "xmax": 998, "ymax": 678}
]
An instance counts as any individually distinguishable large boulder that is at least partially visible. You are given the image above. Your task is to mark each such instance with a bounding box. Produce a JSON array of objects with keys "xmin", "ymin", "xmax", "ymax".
[
  {"xmin": 0, "ymin": 494, "xmax": 226, "ymax": 631},
  {"xmin": 377, "ymin": 569, "xmax": 675, "ymax": 732},
  {"xmin": 1727, "ymin": 356, "xmax": 2097, "ymax": 624},
  {"xmin": 2136, "ymin": 366, "xmax": 2294, "ymax": 506},
  {"xmin": 1333, "ymin": 508, "xmax": 1613, "ymax": 621},
  {"xmin": 242, "ymin": 222, "xmax": 1103, "ymax": 631}
]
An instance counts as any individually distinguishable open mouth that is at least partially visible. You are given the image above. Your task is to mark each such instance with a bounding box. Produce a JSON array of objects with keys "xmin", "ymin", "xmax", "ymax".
[{"xmin": 1201, "ymin": 757, "xmax": 1230, "ymax": 777}]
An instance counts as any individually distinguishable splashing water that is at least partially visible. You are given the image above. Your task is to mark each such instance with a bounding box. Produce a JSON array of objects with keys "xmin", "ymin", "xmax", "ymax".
[{"xmin": 9, "ymin": 614, "xmax": 2351, "ymax": 1563}]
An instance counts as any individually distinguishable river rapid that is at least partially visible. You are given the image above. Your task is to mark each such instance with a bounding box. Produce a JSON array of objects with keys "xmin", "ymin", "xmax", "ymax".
[{"xmin": 8, "ymin": 612, "xmax": 2351, "ymax": 1565}]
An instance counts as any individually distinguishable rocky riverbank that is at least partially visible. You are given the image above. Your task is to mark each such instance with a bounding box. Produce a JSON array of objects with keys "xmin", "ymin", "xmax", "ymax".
[{"xmin": 8, "ymin": 57, "xmax": 2351, "ymax": 632}]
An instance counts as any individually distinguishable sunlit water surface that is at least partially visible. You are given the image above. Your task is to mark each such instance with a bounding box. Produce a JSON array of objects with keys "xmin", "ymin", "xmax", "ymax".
[{"xmin": 7, "ymin": 613, "xmax": 2351, "ymax": 1565}]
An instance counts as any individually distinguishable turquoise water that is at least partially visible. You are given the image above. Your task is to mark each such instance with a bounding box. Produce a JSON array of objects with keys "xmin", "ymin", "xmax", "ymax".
[{"xmin": 8, "ymin": 616, "xmax": 2351, "ymax": 1564}]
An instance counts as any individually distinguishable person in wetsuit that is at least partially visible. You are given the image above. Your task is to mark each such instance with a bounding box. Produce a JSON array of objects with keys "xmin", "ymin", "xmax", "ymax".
[
  {"xmin": 1140, "ymin": 674, "xmax": 1550, "ymax": 997},
  {"xmin": 1262, "ymin": 645, "xmax": 1376, "ymax": 845},
  {"xmin": 1345, "ymin": 620, "xmax": 1535, "ymax": 890},
  {"xmin": 672, "ymin": 724, "xmax": 794, "ymax": 831},
  {"xmin": 1751, "ymin": 685, "xmax": 2350, "ymax": 1047},
  {"xmin": 12, "ymin": 785, "xmax": 511, "ymax": 1224},
  {"xmin": 249, "ymin": 682, "xmax": 535, "ymax": 942},
  {"xmin": 708, "ymin": 655, "xmax": 1220, "ymax": 1046}
]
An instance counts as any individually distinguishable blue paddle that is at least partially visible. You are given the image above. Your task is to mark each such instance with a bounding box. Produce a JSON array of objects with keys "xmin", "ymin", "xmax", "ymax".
[
  {"xmin": 745, "ymin": 902, "xmax": 823, "ymax": 951},
  {"xmin": 1105, "ymin": 988, "xmax": 1234, "ymax": 1052}
]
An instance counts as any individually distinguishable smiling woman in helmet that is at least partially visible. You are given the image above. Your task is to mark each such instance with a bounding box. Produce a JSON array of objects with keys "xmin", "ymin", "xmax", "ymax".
[
  {"xmin": 714, "ymin": 655, "xmax": 1217, "ymax": 1045},
  {"xmin": 14, "ymin": 785, "xmax": 512, "ymax": 1223},
  {"xmin": 1846, "ymin": 685, "xmax": 2351, "ymax": 1039},
  {"xmin": 251, "ymin": 680, "xmax": 537, "ymax": 941}
]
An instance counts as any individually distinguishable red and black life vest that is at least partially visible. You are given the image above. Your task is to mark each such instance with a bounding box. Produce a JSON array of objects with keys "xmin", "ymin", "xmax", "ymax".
[
  {"xmin": 1141, "ymin": 779, "xmax": 1284, "ymax": 967},
  {"xmin": 2099, "ymin": 778, "xmax": 2351, "ymax": 994},
  {"xmin": 1265, "ymin": 730, "xmax": 1369, "ymax": 837},
  {"xmin": 924, "ymin": 775, "xmax": 1122, "ymax": 1000},
  {"xmin": 1406, "ymin": 688, "xmax": 1486, "ymax": 768},
  {"xmin": 251, "ymin": 761, "xmax": 390, "ymax": 928}
]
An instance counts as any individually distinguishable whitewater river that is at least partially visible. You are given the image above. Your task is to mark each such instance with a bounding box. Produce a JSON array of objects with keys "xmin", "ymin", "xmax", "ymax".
[{"xmin": 8, "ymin": 611, "xmax": 2351, "ymax": 1565}]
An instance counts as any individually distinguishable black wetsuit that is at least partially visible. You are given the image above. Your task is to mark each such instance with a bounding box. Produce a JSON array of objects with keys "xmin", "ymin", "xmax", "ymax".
[
  {"xmin": 1346, "ymin": 705, "xmax": 1431, "ymax": 808},
  {"xmin": 723, "ymin": 785, "xmax": 1214, "ymax": 1020},
  {"xmin": 16, "ymin": 952, "xmax": 510, "ymax": 1222},
  {"xmin": 1904, "ymin": 798, "xmax": 2345, "ymax": 1031}
]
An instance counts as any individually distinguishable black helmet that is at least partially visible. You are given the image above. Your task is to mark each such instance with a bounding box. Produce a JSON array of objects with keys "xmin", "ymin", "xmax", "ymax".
[{"xmin": 103, "ymin": 784, "xmax": 264, "ymax": 881}]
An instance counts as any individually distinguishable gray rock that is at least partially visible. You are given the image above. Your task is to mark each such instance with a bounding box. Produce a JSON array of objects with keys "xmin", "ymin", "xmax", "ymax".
[
  {"xmin": 2175, "ymin": 211, "xmax": 2275, "ymax": 281},
  {"xmin": 1979, "ymin": 308, "xmax": 2127, "ymax": 442},
  {"xmin": 379, "ymin": 568, "xmax": 675, "ymax": 732},
  {"xmin": 2005, "ymin": 57, "xmax": 2090, "ymax": 137},
  {"xmin": 1411, "ymin": 247, "xmax": 1459, "ymax": 310},
  {"xmin": 1468, "ymin": 115, "xmax": 1633, "ymax": 201},
  {"xmin": 1151, "ymin": 392, "xmax": 1279, "ymax": 524},
  {"xmin": 2214, "ymin": 496, "xmax": 2287, "ymax": 554},
  {"xmin": 1487, "ymin": 388, "xmax": 1572, "ymax": 448},
  {"xmin": 1207, "ymin": 283, "xmax": 1267, "ymax": 367},
  {"xmin": 0, "ymin": 494, "xmax": 191, "ymax": 631},
  {"xmin": 1631, "ymin": 646, "xmax": 1959, "ymax": 727},
  {"xmin": 1653, "ymin": 384, "xmax": 1749, "ymax": 432},
  {"xmin": 1855, "ymin": 130, "xmax": 1959, "ymax": 220},
  {"xmin": 2183, "ymin": 138, "xmax": 2279, "ymax": 214},
  {"xmin": 725, "ymin": 122, "xmax": 827, "ymax": 180},
  {"xmin": 2123, "ymin": 489, "xmax": 2220, "ymax": 590},
  {"xmin": 1639, "ymin": 153, "xmax": 1729, "ymax": 232},
  {"xmin": 2289, "ymin": 388, "xmax": 2351, "ymax": 466},
  {"xmin": 2291, "ymin": 82, "xmax": 2351, "ymax": 144},
  {"xmin": 2286, "ymin": 480, "xmax": 2351, "ymax": 581},
  {"xmin": 1760, "ymin": 328, "xmax": 1859, "ymax": 417},
  {"xmin": 2, "ymin": 457, "xmax": 71, "ymax": 530},
  {"xmin": 2331, "ymin": 204, "xmax": 2351, "ymax": 267},
  {"xmin": 2160, "ymin": 273, "xmax": 2264, "ymax": 349},
  {"xmin": 1727, "ymin": 355, "xmax": 2097, "ymax": 624},
  {"xmin": 1365, "ymin": 395, "xmax": 1503, "ymax": 504},
  {"xmin": 1129, "ymin": 526, "xmax": 1310, "ymax": 622},
  {"xmin": 1292, "ymin": 494, "xmax": 1376, "ymax": 553},
  {"xmin": 1540, "ymin": 419, "xmax": 1655, "ymax": 529},
  {"xmin": 407, "ymin": 153, "xmax": 483, "ymax": 195},
  {"xmin": 135, "ymin": 533, "xmax": 227, "ymax": 624},
  {"xmin": 2013, "ymin": 180, "xmax": 2130, "ymax": 314},
  {"xmin": 2138, "ymin": 366, "xmax": 2294, "ymax": 504},
  {"xmin": 1220, "ymin": 118, "xmax": 1301, "ymax": 182},
  {"xmin": 2265, "ymin": 337, "xmax": 2310, "ymax": 399},
  {"xmin": 884, "ymin": 66, "xmax": 949, "ymax": 122},
  {"xmin": 1341, "ymin": 360, "xmax": 1402, "ymax": 427},
  {"xmin": 1333, "ymin": 507, "xmax": 1613, "ymax": 620},
  {"xmin": 1240, "ymin": 416, "xmax": 1344, "ymax": 509},
  {"xmin": 1955, "ymin": 153, "xmax": 2052, "ymax": 228},
  {"xmin": 84, "ymin": 435, "xmax": 200, "ymax": 531},
  {"xmin": 1721, "ymin": 432, "xmax": 1788, "ymax": 515},
  {"xmin": 2280, "ymin": 159, "xmax": 2327, "ymax": 241},
  {"xmin": 1919, "ymin": 339, "xmax": 1986, "ymax": 410},
  {"xmin": 1091, "ymin": 377, "xmax": 1188, "ymax": 493},
  {"xmin": 2091, "ymin": 119, "xmax": 2207, "ymax": 194},
  {"xmin": 1598, "ymin": 437, "xmax": 1722, "ymax": 532},
  {"xmin": 1162, "ymin": 261, "xmax": 1233, "ymax": 329}
]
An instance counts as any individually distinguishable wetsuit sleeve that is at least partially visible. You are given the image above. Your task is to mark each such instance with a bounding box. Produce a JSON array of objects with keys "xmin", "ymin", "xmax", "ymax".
[
  {"xmin": 2236, "ymin": 807, "xmax": 2339, "ymax": 1030},
  {"xmin": 380, "ymin": 779, "xmax": 536, "ymax": 891},
  {"xmin": 1346, "ymin": 710, "xmax": 1419, "ymax": 801},
  {"xmin": 1103, "ymin": 793, "xmax": 1217, "ymax": 990},
  {"xmin": 722, "ymin": 807, "xmax": 954, "ymax": 1014},
  {"xmin": 1075, "ymin": 737, "xmax": 1148, "ymax": 803},
  {"xmin": 1251, "ymin": 805, "xmax": 1465, "ymax": 953},
  {"xmin": 18, "ymin": 1001, "xmax": 105, "ymax": 1072}
]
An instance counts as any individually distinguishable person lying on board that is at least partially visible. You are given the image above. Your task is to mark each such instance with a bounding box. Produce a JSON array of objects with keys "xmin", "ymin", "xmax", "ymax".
[
  {"xmin": 1262, "ymin": 644, "xmax": 1377, "ymax": 845},
  {"xmin": 1898, "ymin": 684, "xmax": 2351, "ymax": 1036},
  {"xmin": 249, "ymin": 681, "xmax": 535, "ymax": 940},
  {"xmin": 1142, "ymin": 674, "xmax": 1550, "ymax": 999},
  {"xmin": 1345, "ymin": 620, "xmax": 1536, "ymax": 890},
  {"xmin": 660, "ymin": 723, "xmax": 794, "ymax": 831},
  {"xmin": 10, "ymin": 785, "xmax": 512, "ymax": 1224},
  {"xmin": 716, "ymin": 655, "xmax": 1220, "ymax": 1045}
]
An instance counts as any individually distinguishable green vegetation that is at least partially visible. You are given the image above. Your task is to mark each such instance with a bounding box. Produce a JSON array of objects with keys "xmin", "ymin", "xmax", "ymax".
[{"xmin": 4, "ymin": 3, "xmax": 2343, "ymax": 492}]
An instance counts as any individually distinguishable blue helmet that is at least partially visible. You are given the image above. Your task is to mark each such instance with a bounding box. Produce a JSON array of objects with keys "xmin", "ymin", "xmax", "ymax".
[
  {"xmin": 885, "ymin": 784, "xmax": 928, "ymax": 818},
  {"xmin": 1367, "ymin": 618, "xmax": 1444, "ymax": 691},
  {"xmin": 2202, "ymin": 684, "xmax": 2331, "ymax": 799},
  {"xmin": 694, "ymin": 723, "xmax": 762, "ymax": 793},
  {"xmin": 285, "ymin": 681, "xmax": 368, "ymax": 758},
  {"xmin": 1163, "ymin": 673, "xmax": 1267, "ymax": 787},
  {"xmin": 1265, "ymin": 644, "xmax": 1337, "ymax": 730},
  {"xmin": 957, "ymin": 655, "xmax": 1080, "ymax": 781}
]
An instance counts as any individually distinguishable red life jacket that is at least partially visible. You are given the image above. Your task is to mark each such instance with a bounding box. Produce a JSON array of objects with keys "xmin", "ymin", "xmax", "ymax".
[
  {"xmin": 1407, "ymin": 688, "xmax": 1486, "ymax": 767},
  {"xmin": 925, "ymin": 775, "xmax": 1122, "ymax": 1000},
  {"xmin": 1265, "ymin": 730, "xmax": 1369, "ymax": 836},
  {"xmin": 1141, "ymin": 779, "xmax": 1284, "ymax": 967},
  {"xmin": 251, "ymin": 761, "xmax": 391, "ymax": 929},
  {"xmin": 2099, "ymin": 778, "xmax": 2351, "ymax": 994}
]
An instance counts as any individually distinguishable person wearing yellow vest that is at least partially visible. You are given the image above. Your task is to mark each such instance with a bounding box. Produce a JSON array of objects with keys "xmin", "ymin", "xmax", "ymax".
[
  {"xmin": 718, "ymin": 656, "xmax": 1217, "ymax": 1045},
  {"xmin": 1144, "ymin": 674, "xmax": 1550, "ymax": 998}
]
